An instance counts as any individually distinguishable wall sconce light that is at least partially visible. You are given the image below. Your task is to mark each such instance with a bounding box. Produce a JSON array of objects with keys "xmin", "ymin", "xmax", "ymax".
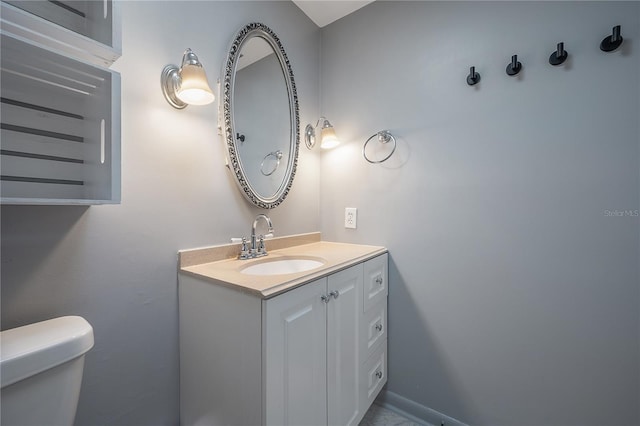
[
  {"xmin": 161, "ymin": 48, "xmax": 215, "ymax": 109},
  {"xmin": 304, "ymin": 117, "xmax": 340, "ymax": 150}
]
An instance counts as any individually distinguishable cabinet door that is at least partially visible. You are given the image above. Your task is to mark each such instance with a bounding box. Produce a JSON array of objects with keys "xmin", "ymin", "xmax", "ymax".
[
  {"xmin": 327, "ymin": 264, "xmax": 363, "ymax": 426},
  {"xmin": 264, "ymin": 278, "xmax": 327, "ymax": 426}
]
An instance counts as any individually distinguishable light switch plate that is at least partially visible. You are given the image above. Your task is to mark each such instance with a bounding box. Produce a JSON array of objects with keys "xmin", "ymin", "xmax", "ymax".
[{"xmin": 345, "ymin": 207, "xmax": 357, "ymax": 229}]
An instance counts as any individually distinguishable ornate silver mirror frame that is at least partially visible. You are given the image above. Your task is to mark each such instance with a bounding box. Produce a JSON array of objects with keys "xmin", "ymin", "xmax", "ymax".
[{"xmin": 222, "ymin": 22, "xmax": 300, "ymax": 209}]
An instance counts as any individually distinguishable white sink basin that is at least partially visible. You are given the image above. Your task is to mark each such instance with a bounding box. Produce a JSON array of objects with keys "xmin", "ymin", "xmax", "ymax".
[{"xmin": 240, "ymin": 257, "xmax": 325, "ymax": 276}]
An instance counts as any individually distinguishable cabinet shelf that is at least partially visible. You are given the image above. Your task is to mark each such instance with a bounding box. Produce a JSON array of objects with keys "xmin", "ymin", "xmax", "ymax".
[
  {"xmin": 0, "ymin": 33, "xmax": 120, "ymax": 205},
  {"xmin": 1, "ymin": 0, "xmax": 121, "ymax": 67}
]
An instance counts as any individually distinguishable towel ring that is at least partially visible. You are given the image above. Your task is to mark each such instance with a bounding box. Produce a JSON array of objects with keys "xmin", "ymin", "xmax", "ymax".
[
  {"xmin": 260, "ymin": 150, "xmax": 283, "ymax": 176},
  {"xmin": 363, "ymin": 130, "xmax": 396, "ymax": 164}
]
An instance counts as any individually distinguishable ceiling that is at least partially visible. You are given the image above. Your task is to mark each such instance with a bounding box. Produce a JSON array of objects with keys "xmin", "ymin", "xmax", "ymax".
[{"xmin": 292, "ymin": 1, "xmax": 374, "ymax": 28}]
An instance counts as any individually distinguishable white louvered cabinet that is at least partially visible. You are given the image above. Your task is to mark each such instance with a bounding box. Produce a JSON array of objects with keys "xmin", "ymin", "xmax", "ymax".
[{"xmin": 1, "ymin": 0, "xmax": 121, "ymax": 205}]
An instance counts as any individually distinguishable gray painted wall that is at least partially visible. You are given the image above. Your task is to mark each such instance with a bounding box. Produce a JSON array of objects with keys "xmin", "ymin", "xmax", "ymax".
[
  {"xmin": 0, "ymin": 2, "xmax": 320, "ymax": 424},
  {"xmin": 2, "ymin": 1, "xmax": 639, "ymax": 425},
  {"xmin": 320, "ymin": 1, "xmax": 639, "ymax": 425}
]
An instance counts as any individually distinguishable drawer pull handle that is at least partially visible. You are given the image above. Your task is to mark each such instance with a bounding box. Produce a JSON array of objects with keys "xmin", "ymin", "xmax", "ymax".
[
  {"xmin": 329, "ymin": 290, "xmax": 340, "ymax": 299},
  {"xmin": 375, "ymin": 370, "xmax": 383, "ymax": 379},
  {"xmin": 375, "ymin": 324, "xmax": 383, "ymax": 332},
  {"xmin": 375, "ymin": 276, "xmax": 383, "ymax": 285}
]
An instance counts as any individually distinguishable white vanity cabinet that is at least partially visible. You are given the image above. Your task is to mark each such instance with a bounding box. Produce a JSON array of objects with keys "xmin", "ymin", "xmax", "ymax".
[{"xmin": 179, "ymin": 252, "xmax": 388, "ymax": 426}]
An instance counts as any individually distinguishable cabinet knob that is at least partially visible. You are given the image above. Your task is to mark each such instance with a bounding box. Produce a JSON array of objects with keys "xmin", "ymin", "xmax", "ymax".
[
  {"xmin": 321, "ymin": 295, "xmax": 331, "ymax": 303},
  {"xmin": 375, "ymin": 276, "xmax": 383, "ymax": 285},
  {"xmin": 375, "ymin": 370, "xmax": 383, "ymax": 379},
  {"xmin": 329, "ymin": 290, "xmax": 340, "ymax": 299},
  {"xmin": 375, "ymin": 324, "xmax": 383, "ymax": 332}
]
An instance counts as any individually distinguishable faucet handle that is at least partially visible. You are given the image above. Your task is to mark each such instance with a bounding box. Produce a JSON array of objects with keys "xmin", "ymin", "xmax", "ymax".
[
  {"xmin": 232, "ymin": 237, "xmax": 250, "ymax": 259},
  {"xmin": 257, "ymin": 235, "xmax": 272, "ymax": 256},
  {"xmin": 256, "ymin": 233, "xmax": 273, "ymax": 256},
  {"xmin": 231, "ymin": 237, "xmax": 249, "ymax": 249}
]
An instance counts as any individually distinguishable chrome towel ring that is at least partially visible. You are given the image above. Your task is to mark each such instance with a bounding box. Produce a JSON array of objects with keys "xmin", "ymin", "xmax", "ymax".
[
  {"xmin": 260, "ymin": 150, "xmax": 283, "ymax": 176},
  {"xmin": 363, "ymin": 130, "xmax": 397, "ymax": 164}
]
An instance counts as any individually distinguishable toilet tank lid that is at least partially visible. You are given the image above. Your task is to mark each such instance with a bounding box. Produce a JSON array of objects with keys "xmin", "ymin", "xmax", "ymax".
[{"xmin": 1, "ymin": 316, "xmax": 94, "ymax": 388}]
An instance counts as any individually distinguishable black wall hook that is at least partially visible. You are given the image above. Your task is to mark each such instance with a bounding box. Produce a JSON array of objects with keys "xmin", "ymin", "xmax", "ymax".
[
  {"xmin": 549, "ymin": 42, "xmax": 568, "ymax": 65},
  {"xmin": 236, "ymin": 133, "xmax": 246, "ymax": 142},
  {"xmin": 466, "ymin": 66, "xmax": 481, "ymax": 85},
  {"xmin": 506, "ymin": 55, "xmax": 522, "ymax": 76},
  {"xmin": 601, "ymin": 25, "xmax": 623, "ymax": 52}
]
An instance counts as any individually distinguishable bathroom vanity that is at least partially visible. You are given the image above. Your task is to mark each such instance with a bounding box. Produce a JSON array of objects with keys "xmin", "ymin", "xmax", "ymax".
[{"xmin": 178, "ymin": 233, "xmax": 388, "ymax": 426}]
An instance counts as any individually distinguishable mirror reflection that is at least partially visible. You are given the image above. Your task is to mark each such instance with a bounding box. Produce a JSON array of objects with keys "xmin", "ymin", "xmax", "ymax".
[{"xmin": 234, "ymin": 36, "xmax": 290, "ymax": 199}]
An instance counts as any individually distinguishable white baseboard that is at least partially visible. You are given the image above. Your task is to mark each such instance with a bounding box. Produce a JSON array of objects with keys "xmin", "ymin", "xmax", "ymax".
[{"xmin": 375, "ymin": 390, "xmax": 468, "ymax": 426}]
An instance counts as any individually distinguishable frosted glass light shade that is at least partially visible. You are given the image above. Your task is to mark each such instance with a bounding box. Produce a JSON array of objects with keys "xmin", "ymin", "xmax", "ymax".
[
  {"xmin": 320, "ymin": 125, "xmax": 340, "ymax": 149},
  {"xmin": 161, "ymin": 48, "xmax": 214, "ymax": 109},
  {"xmin": 304, "ymin": 117, "xmax": 341, "ymax": 150},
  {"xmin": 177, "ymin": 63, "xmax": 215, "ymax": 105}
]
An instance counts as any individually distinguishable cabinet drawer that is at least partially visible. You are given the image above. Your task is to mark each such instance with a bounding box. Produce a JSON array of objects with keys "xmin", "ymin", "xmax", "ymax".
[
  {"xmin": 363, "ymin": 253, "xmax": 388, "ymax": 312},
  {"xmin": 361, "ymin": 301, "xmax": 386, "ymax": 361},
  {"xmin": 362, "ymin": 339, "xmax": 387, "ymax": 408},
  {"xmin": 0, "ymin": 33, "xmax": 120, "ymax": 205}
]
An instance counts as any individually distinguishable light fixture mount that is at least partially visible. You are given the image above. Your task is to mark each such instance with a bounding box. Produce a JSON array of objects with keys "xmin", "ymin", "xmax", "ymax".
[
  {"xmin": 161, "ymin": 64, "xmax": 187, "ymax": 109},
  {"xmin": 304, "ymin": 123, "xmax": 316, "ymax": 149}
]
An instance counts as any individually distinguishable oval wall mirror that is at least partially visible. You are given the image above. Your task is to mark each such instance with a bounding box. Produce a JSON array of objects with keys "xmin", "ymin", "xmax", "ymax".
[{"xmin": 222, "ymin": 23, "xmax": 300, "ymax": 209}]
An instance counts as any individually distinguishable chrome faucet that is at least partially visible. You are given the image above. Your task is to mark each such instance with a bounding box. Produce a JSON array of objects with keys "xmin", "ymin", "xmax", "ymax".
[
  {"xmin": 234, "ymin": 214, "xmax": 274, "ymax": 260},
  {"xmin": 251, "ymin": 214, "xmax": 273, "ymax": 255}
]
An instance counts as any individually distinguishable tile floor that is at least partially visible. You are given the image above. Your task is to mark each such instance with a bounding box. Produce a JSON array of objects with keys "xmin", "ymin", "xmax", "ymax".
[{"xmin": 359, "ymin": 403, "xmax": 426, "ymax": 426}]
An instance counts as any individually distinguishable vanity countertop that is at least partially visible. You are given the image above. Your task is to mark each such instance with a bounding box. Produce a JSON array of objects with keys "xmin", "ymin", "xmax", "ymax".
[{"xmin": 179, "ymin": 234, "xmax": 386, "ymax": 299}]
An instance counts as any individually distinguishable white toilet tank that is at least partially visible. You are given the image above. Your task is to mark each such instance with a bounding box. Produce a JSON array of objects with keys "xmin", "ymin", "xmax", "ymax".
[{"xmin": 1, "ymin": 316, "xmax": 94, "ymax": 426}]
